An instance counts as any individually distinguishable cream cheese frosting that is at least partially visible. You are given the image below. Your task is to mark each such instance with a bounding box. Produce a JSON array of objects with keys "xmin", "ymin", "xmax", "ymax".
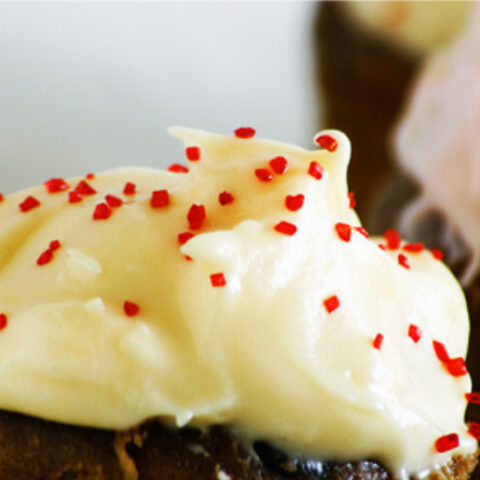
[{"xmin": 0, "ymin": 127, "xmax": 476, "ymax": 478}]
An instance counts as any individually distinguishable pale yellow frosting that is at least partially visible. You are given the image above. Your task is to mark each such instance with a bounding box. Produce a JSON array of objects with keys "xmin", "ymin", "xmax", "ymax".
[{"xmin": 0, "ymin": 128, "xmax": 476, "ymax": 478}]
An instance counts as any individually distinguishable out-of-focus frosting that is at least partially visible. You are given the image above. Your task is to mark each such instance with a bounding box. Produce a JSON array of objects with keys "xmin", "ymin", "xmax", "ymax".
[
  {"xmin": 394, "ymin": 3, "xmax": 480, "ymax": 285},
  {"xmin": 0, "ymin": 128, "xmax": 476, "ymax": 478},
  {"xmin": 344, "ymin": 2, "xmax": 472, "ymax": 55}
]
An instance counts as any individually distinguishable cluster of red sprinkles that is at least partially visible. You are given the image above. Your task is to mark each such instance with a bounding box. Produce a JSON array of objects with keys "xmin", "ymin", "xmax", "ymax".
[
  {"xmin": 37, "ymin": 239, "xmax": 62, "ymax": 266},
  {"xmin": 432, "ymin": 340, "xmax": 467, "ymax": 377},
  {"xmin": 465, "ymin": 396, "xmax": 480, "ymax": 440},
  {"xmin": 377, "ymin": 228, "xmax": 445, "ymax": 268}
]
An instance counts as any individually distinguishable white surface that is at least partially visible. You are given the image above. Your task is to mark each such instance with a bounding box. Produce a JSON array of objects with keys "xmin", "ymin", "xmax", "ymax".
[{"xmin": 0, "ymin": 1, "xmax": 317, "ymax": 194}]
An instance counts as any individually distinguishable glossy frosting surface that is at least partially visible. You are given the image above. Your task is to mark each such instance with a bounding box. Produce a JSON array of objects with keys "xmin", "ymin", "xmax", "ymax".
[{"xmin": 0, "ymin": 128, "xmax": 475, "ymax": 477}]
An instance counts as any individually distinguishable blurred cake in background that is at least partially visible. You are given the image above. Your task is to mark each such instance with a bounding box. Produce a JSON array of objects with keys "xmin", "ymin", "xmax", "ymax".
[
  {"xmin": 314, "ymin": 1, "xmax": 472, "ymax": 231},
  {"xmin": 393, "ymin": 3, "xmax": 480, "ymax": 412}
]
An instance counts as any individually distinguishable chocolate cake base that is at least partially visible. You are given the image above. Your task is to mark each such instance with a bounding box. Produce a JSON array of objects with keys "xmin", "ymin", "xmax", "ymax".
[{"xmin": 0, "ymin": 410, "xmax": 476, "ymax": 480}]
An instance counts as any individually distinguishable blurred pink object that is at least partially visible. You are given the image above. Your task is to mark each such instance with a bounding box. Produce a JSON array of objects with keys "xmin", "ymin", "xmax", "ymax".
[{"xmin": 395, "ymin": 3, "xmax": 480, "ymax": 284}]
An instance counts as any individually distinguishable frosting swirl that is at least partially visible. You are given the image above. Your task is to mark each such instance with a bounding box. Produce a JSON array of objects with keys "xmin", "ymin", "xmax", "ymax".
[{"xmin": 0, "ymin": 127, "xmax": 475, "ymax": 478}]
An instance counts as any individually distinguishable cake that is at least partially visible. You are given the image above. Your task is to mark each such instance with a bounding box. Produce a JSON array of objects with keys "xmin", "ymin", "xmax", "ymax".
[{"xmin": 0, "ymin": 127, "xmax": 477, "ymax": 479}]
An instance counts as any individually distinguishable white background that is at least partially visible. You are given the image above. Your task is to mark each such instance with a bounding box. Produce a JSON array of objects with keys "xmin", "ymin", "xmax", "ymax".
[{"xmin": 0, "ymin": 1, "xmax": 319, "ymax": 194}]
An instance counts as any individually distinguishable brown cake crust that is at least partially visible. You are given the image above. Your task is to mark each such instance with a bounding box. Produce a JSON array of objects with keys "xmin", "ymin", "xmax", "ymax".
[{"xmin": 0, "ymin": 409, "xmax": 476, "ymax": 480}]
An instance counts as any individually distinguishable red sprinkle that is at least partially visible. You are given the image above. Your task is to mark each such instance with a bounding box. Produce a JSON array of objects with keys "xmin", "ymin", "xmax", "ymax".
[
  {"xmin": 44, "ymin": 178, "xmax": 70, "ymax": 193},
  {"xmin": 308, "ymin": 161, "xmax": 324, "ymax": 180},
  {"xmin": 274, "ymin": 221, "xmax": 297, "ymax": 236},
  {"xmin": 323, "ymin": 295, "xmax": 340, "ymax": 314},
  {"xmin": 255, "ymin": 168, "xmax": 273, "ymax": 182},
  {"xmin": 219, "ymin": 191, "xmax": 234, "ymax": 205},
  {"xmin": 187, "ymin": 204, "xmax": 206, "ymax": 230},
  {"xmin": 408, "ymin": 324, "xmax": 422, "ymax": 343},
  {"xmin": 210, "ymin": 272, "xmax": 227, "ymax": 287},
  {"xmin": 403, "ymin": 243, "xmax": 425, "ymax": 253},
  {"xmin": 354, "ymin": 226, "xmax": 369, "ymax": 238},
  {"xmin": 0, "ymin": 313, "xmax": 7, "ymax": 331},
  {"xmin": 93, "ymin": 202, "xmax": 112, "ymax": 220},
  {"xmin": 105, "ymin": 195, "xmax": 123, "ymax": 208},
  {"xmin": 378, "ymin": 244, "xmax": 387, "ymax": 251},
  {"xmin": 468, "ymin": 422, "xmax": 480, "ymax": 441},
  {"xmin": 37, "ymin": 249, "xmax": 53, "ymax": 266},
  {"xmin": 435, "ymin": 433, "xmax": 459, "ymax": 453},
  {"xmin": 431, "ymin": 248, "xmax": 444, "ymax": 261},
  {"xmin": 446, "ymin": 358, "xmax": 468, "ymax": 377},
  {"xmin": 178, "ymin": 232, "xmax": 195, "ymax": 245},
  {"xmin": 186, "ymin": 146, "xmax": 201, "ymax": 161},
  {"xmin": 373, "ymin": 333, "xmax": 384, "ymax": 350},
  {"xmin": 49, "ymin": 240, "xmax": 61, "ymax": 251},
  {"xmin": 123, "ymin": 182, "xmax": 136, "ymax": 195},
  {"xmin": 74, "ymin": 180, "xmax": 97, "ymax": 196},
  {"xmin": 398, "ymin": 253, "xmax": 410, "ymax": 269},
  {"xmin": 150, "ymin": 190, "xmax": 170, "ymax": 208},
  {"xmin": 335, "ymin": 222, "xmax": 351, "ymax": 242},
  {"xmin": 168, "ymin": 164, "xmax": 189, "ymax": 174},
  {"xmin": 234, "ymin": 127, "xmax": 255, "ymax": 139},
  {"xmin": 285, "ymin": 194, "xmax": 304, "ymax": 211},
  {"xmin": 0, "ymin": 193, "xmax": 3, "ymax": 202},
  {"xmin": 433, "ymin": 340, "xmax": 450, "ymax": 362},
  {"xmin": 315, "ymin": 134, "xmax": 338, "ymax": 152},
  {"xmin": 85, "ymin": 173, "xmax": 95, "ymax": 180},
  {"xmin": 348, "ymin": 191, "xmax": 356, "ymax": 209},
  {"xmin": 68, "ymin": 191, "xmax": 83, "ymax": 203},
  {"xmin": 465, "ymin": 392, "xmax": 480, "ymax": 405},
  {"xmin": 124, "ymin": 301, "xmax": 140, "ymax": 317},
  {"xmin": 19, "ymin": 196, "xmax": 41, "ymax": 213},
  {"xmin": 269, "ymin": 156, "xmax": 288, "ymax": 174},
  {"xmin": 384, "ymin": 229, "xmax": 401, "ymax": 250}
]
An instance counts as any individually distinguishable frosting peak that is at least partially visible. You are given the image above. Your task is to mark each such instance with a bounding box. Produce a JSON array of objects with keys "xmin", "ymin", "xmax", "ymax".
[{"xmin": 0, "ymin": 127, "xmax": 475, "ymax": 478}]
